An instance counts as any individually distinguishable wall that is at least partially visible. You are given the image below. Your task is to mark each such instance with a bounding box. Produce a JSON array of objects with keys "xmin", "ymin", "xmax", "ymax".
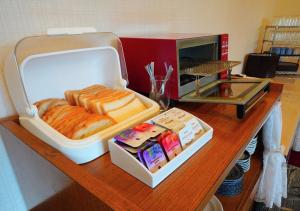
[
  {"xmin": 0, "ymin": 133, "xmax": 26, "ymax": 211},
  {"xmin": 255, "ymin": 0, "xmax": 300, "ymax": 64},
  {"xmin": 273, "ymin": 0, "xmax": 300, "ymax": 16},
  {"xmin": 0, "ymin": 126, "xmax": 72, "ymax": 209},
  {"xmin": 0, "ymin": 0, "xmax": 277, "ymax": 118}
]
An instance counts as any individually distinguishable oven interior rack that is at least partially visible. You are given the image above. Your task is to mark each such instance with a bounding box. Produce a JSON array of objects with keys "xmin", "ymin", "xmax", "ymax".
[{"xmin": 181, "ymin": 60, "xmax": 241, "ymax": 77}]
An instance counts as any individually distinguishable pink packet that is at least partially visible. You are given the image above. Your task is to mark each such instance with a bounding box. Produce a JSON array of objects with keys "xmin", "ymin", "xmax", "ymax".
[{"xmin": 158, "ymin": 131, "xmax": 182, "ymax": 160}]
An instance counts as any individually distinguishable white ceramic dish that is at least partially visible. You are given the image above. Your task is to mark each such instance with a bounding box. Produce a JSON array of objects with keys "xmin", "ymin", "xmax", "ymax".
[
  {"xmin": 237, "ymin": 151, "xmax": 251, "ymax": 172},
  {"xmin": 246, "ymin": 136, "xmax": 258, "ymax": 155},
  {"xmin": 204, "ymin": 195, "xmax": 223, "ymax": 211}
]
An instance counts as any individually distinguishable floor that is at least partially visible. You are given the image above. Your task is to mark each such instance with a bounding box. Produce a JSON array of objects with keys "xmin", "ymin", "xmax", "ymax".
[
  {"xmin": 273, "ymin": 76, "xmax": 300, "ymax": 156},
  {"xmin": 254, "ymin": 164, "xmax": 300, "ymax": 211},
  {"xmin": 273, "ymin": 165, "xmax": 300, "ymax": 211},
  {"xmin": 266, "ymin": 75, "xmax": 300, "ymax": 211}
]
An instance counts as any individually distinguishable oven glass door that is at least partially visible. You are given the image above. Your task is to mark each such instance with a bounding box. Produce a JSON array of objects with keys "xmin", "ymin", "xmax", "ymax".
[
  {"xmin": 177, "ymin": 36, "xmax": 219, "ymax": 97},
  {"xmin": 179, "ymin": 78, "xmax": 271, "ymax": 105},
  {"xmin": 179, "ymin": 43, "xmax": 218, "ymax": 86},
  {"xmin": 202, "ymin": 82, "xmax": 258, "ymax": 98}
]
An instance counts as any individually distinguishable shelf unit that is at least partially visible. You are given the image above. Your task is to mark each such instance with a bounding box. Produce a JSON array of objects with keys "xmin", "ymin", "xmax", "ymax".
[
  {"xmin": 261, "ymin": 25, "xmax": 300, "ymax": 75},
  {"xmin": 262, "ymin": 25, "xmax": 300, "ymax": 48}
]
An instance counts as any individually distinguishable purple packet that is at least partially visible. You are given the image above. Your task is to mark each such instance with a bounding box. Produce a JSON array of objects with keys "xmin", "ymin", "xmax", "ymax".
[
  {"xmin": 115, "ymin": 129, "xmax": 136, "ymax": 142},
  {"xmin": 114, "ymin": 129, "xmax": 148, "ymax": 148},
  {"xmin": 142, "ymin": 143, "xmax": 168, "ymax": 173},
  {"xmin": 137, "ymin": 148, "xmax": 146, "ymax": 166},
  {"xmin": 137, "ymin": 141, "xmax": 155, "ymax": 166}
]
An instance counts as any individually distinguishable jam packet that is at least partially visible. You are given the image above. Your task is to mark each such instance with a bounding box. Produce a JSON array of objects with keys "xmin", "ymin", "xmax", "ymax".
[
  {"xmin": 114, "ymin": 129, "xmax": 147, "ymax": 148},
  {"xmin": 137, "ymin": 148, "xmax": 145, "ymax": 165},
  {"xmin": 167, "ymin": 108, "xmax": 204, "ymax": 134},
  {"xmin": 158, "ymin": 131, "xmax": 182, "ymax": 160},
  {"xmin": 152, "ymin": 115, "xmax": 185, "ymax": 132},
  {"xmin": 115, "ymin": 123, "xmax": 165, "ymax": 148},
  {"xmin": 178, "ymin": 125, "xmax": 195, "ymax": 149},
  {"xmin": 185, "ymin": 117, "xmax": 203, "ymax": 134},
  {"xmin": 116, "ymin": 140, "xmax": 154, "ymax": 154},
  {"xmin": 116, "ymin": 141, "xmax": 139, "ymax": 154},
  {"xmin": 133, "ymin": 123, "xmax": 165, "ymax": 138},
  {"xmin": 142, "ymin": 143, "xmax": 168, "ymax": 173},
  {"xmin": 165, "ymin": 108, "xmax": 192, "ymax": 123}
]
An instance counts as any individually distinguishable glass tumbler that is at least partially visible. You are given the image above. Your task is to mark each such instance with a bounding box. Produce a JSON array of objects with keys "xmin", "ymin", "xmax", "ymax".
[{"xmin": 149, "ymin": 76, "xmax": 170, "ymax": 111}]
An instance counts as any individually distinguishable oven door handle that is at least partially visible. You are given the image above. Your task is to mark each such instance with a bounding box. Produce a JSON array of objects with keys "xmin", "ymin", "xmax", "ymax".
[
  {"xmin": 245, "ymin": 91, "xmax": 268, "ymax": 113},
  {"xmin": 236, "ymin": 84, "xmax": 270, "ymax": 119}
]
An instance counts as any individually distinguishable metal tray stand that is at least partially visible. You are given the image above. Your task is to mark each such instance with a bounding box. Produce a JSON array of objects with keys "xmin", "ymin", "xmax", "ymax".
[{"xmin": 180, "ymin": 60, "xmax": 271, "ymax": 119}]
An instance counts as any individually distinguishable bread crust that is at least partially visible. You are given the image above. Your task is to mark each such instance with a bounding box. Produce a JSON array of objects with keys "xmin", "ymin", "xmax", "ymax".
[
  {"xmin": 41, "ymin": 103, "xmax": 114, "ymax": 139},
  {"xmin": 34, "ymin": 98, "xmax": 68, "ymax": 117},
  {"xmin": 36, "ymin": 84, "xmax": 147, "ymax": 140}
]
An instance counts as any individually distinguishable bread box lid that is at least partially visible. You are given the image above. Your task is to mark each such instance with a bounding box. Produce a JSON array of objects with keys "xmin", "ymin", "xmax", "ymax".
[{"xmin": 4, "ymin": 32, "xmax": 129, "ymax": 117}]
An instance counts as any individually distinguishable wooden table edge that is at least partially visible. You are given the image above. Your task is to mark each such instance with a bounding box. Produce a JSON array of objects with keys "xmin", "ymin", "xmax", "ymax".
[
  {"xmin": 1, "ymin": 120, "xmax": 142, "ymax": 211},
  {"xmin": 0, "ymin": 83, "xmax": 284, "ymax": 210},
  {"xmin": 192, "ymin": 83, "xmax": 282, "ymax": 210}
]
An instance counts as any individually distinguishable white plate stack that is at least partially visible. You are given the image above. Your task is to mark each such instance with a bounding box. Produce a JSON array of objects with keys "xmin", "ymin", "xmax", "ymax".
[
  {"xmin": 204, "ymin": 195, "xmax": 223, "ymax": 211},
  {"xmin": 237, "ymin": 151, "xmax": 251, "ymax": 172},
  {"xmin": 246, "ymin": 136, "xmax": 258, "ymax": 155}
]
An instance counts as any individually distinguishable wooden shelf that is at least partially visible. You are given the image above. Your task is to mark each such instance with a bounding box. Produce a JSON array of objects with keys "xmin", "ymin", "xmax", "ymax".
[
  {"xmin": 217, "ymin": 143, "xmax": 263, "ymax": 211},
  {"xmin": 262, "ymin": 53, "xmax": 300, "ymax": 57},
  {"xmin": 0, "ymin": 83, "xmax": 283, "ymax": 210},
  {"xmin": 266, "ymin": 25, "xmax": 300, "ymax": 29},
  {"xmin": 31, "ymin": 183, "xmax": 110, "ymax": 211},
  {"xmin": 261, "ymin": 25, "xmax": 300, "ymax": 53},
  {"xmin": 263, "ymin": 40, "xmax": 300, "ymax": 44}
]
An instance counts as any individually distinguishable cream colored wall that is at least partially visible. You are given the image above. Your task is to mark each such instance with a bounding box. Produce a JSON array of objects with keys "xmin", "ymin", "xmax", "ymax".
[
  {"xmin": 0, "ymin": 0, "xmax": 277, "ymax": 118},
  {"xmin": 255, "ymin": 0, "xmax": 300, "ymax": 53},
  {"xmin": 273, "ymin": 0, "xmax": 300, "ymax": 16}
]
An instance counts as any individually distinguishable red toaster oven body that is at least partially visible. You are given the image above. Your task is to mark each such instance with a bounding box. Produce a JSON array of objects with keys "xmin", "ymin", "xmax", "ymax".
[{"xmin": 120, "ymin": 33, "xmax": 228, "ymax": 100}]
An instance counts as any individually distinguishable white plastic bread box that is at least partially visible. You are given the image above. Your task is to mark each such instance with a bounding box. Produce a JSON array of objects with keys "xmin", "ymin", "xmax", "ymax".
[{"xmin": 4, "ymin": 32, "xmax": 160, "ymax": 164}]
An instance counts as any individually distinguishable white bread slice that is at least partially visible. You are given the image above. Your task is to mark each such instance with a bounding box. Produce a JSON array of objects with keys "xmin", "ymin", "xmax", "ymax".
[
  {"xmin": 54, "ymin": 108, "xmax": 88, "ymax": 130},
  {"xmin": 57, "ymin": 112, "xmax": 91, "ymax": 137},
  {"xmin": 74, "ymin": 85, "xmax": 107, "ymax": 105},
  {"xmin": 50, "ymin": 107, "xmax": 86, "ymax": 129},
  {"xmin": 64, "ymin": 90, "xmax": 79, "ymax": 105},
  {"xmin": 85, "ymin": 90, "xmax": 126, "ymax": 114},
  {"xmin": 65, "ymin": 84, "xmax": 107, "ymax": 106},
  {"xmin": 42, "ymin": 104, "xmax": 73, "ymax": 124},
  {"xmin": 78, "ymin": 89, "xmax": 114, "ymax": 111},
  {"xmin": 88, "ymin": 99, "xmax": 103, "ymax": 114},
  {"xmin": 107, "ymin": 98, "xmax": 146, "ymax": 123},
  {"xmin": 74, "ymin": 85, "xmax": 136, "ymax": 115},
  {"xmin": 42, "ymin": 104, "xmax": 114, "ymax": 139},
  {"xmin": 102, "ymin": 92, "xmax": 136, "ymax": 113},
  {"xmin": 48, "ymin": 99, "xmax": 68, "ymax": 109},
  {"xmin": 71, "ymin": 114, "xmax": 114, "ymax": 139},
  {"xmin": 95, "ymin": 91, "xmax": 134, "ymax": 113},
  {"xmin": 39, "ymin": 94, "xmax": 116, "ymax": 139},
  {"xmin": 35, "ymin": 98, "xmax": 67, "ymax": 117},
  {"xmin": 83, "ymin": 84, "xmax": 106, "ymax": 91}
]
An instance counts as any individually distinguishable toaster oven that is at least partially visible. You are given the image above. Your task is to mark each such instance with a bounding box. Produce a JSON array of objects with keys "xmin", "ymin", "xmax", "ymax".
[
  {"xmin": 120, "ymin": 33, "xmax": 229, "ymax": 100},
  {"xmin": 121, "ymin": 34, "xmax": 271, "ymax": 119}
]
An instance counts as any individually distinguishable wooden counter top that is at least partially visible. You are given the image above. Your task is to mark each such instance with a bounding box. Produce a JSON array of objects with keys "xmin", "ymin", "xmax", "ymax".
[{"xmin": 0, "ymin": 83, "xmax": 283, "ymax": 210}]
